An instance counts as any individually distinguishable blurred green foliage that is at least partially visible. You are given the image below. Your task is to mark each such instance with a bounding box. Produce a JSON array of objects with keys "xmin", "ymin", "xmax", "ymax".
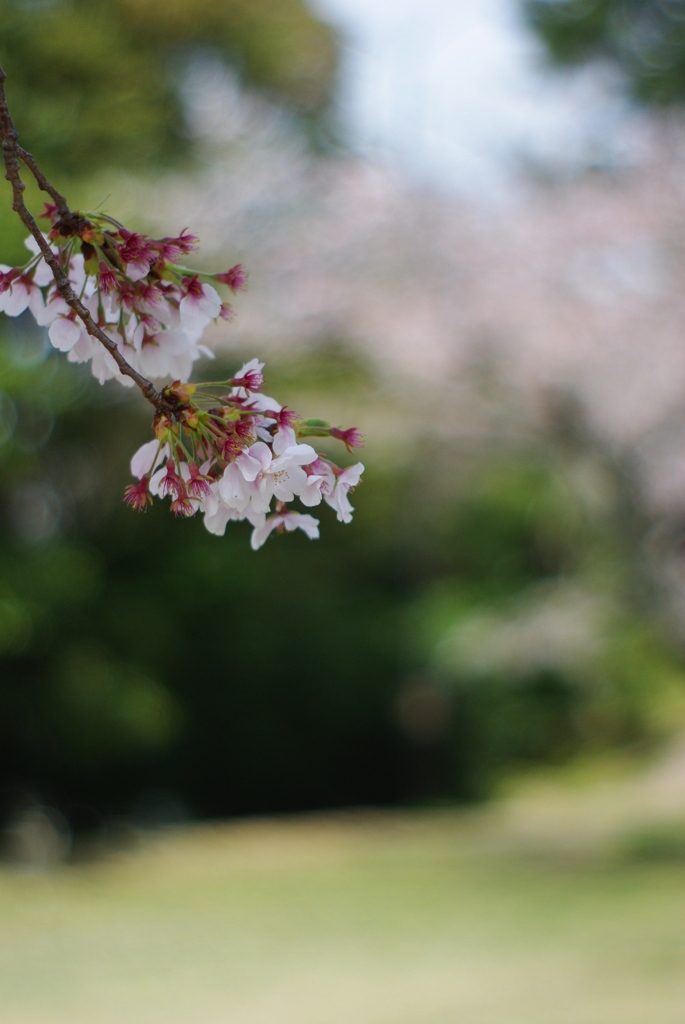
[
  {"xmin": 0, "ymin": 0, "xmax": 337, "ymax": 176},
  {"xmin": 525, "ymin": 0, "xmax": 685, "ymax": 105},
  {"xmin": 1, "ymin": 5, "xmax": 685, "ymax": 826},
  {"xmin": 396, "ymin": 438, "xmax": 685, "ymax": 799},
  {"xmin": 621, "ymin": 820, "xmax": 685, "ymax": 861},
  {"xmin": 0, "ymin": 330, "xmax": 682, "ymax": 819}
]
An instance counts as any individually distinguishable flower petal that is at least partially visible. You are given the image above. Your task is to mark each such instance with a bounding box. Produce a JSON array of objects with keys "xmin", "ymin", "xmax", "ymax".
[
  {"xmin": 236, "ymin": 441, "xmax": 272, "ymax": 481},
  {"xmin": 32, "ymin": 259, "xmax": 53, "ymax": 287},
  {"xmin": 272, "ymin": 425, "xmax": 297, "ymax": 455},
  {"xmin": 3, "ymin": 282, "xmax": 30, "ymax": 317},
  {"xmin": 279, "ymin": 443, "xmax": 317, "ymax": 467},
  {"xmin": 130, "ymin": 439, "xmax": 167, "ymax": 479},
  {"xmin": 204, "ymin": 504, "xmax": 241, "ymax": 537},
  {"xmin": 179, "ymin": 295, "xmax": 210, "ymax": 330},
  {"xmin": 250, "ymin": 515, "xmax": 281, "ymax": 550},
  {"xmin": 48, "ymin": 317, "xmax": 82, "ymax": 352},
  {"xmin": 198, "ymin": 283, "xmax": 221, "ymax": 319},
  {"xmin": 284, "ymin": 512, "xmax": 320, "ymax": 539},
  {"xmin": 340, "ymin": 463, "xmax": 365, "ymax": 487}
]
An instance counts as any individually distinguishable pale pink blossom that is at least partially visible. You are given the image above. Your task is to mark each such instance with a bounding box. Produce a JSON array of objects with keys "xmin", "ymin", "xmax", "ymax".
[
  {"xmin": 272, "ymin": 424, "xmax": 297, "ymax": 455},
  {"xmin": 179, "ymin": 278, "xmax": 221, "ymax": 330},
  {"xmin": 203, "ymin": 501, "xmax": 244, "ymax": 537},
  {"xmin": 230, "ymin": 358, "xmax": 263, "ymax": 392},
  {"xmin": 138, "ymin": 289, "xmax": 180, "ymax": 328},
  {"xmin": 219, "ymin": 461, "xmax": 259, "ymax": 512},
  {"xmin": 66, "ymin": 332, "xmax": 96, "ymax": 364},
  {"xmin": 23, "ymin": 234, "xmax": 58, "ymax": 287},
  {"xmin": 125, "ymin": 258, "xmax": 152, "ymax": 282},
  {"xmin": 68, "ymin": 254, "xmax": 88, "ymax": 295},
  {"xmin": 325, "ymin": 463, "xmax": 365, "ymax": 523},
  {"xmin": 124, "ymin": 317, "xmax": 145, "ymax": 351},
  {"xmin": 251, "ymin": 511, "xmax": 320, "ymax": 550},
  {"xmin": 36, "ymin": 294, "xmax": 70, "ymax": 327},
  {"xmin": 48, "ymin": 316, "xmax": 83, "ymax": 352},
  {"xmin": 0, "ymin": 276, "xmax": 45, "ymax": 319},
  {"xmin": 204, "ymin": 500, "xmax": 264, "ymax": 537},
  {"xmin": 136, "ymin": 327, "xmax": 196, "ymax": 380},
  {"xmin": 130, "ymin": 439, "xmax": 169, "ymax": 479},
  {"xmin": 299, "ymin": 459, "xmax": 336, "ymax": 507},
  {"xmin": 90, "ymin": 342, "xmax": 122, "ymax": 385},
  {"xmin": 32, "ymin": 258, "xmax": 54, "ymax": 288},
  {"xmin": 119, "ymin": 232, "xmax": 156, "ymax": 281},
  {"xmin": 227, "ymin": 360, "xmax": 266, "ymax": 399},
  {"xmin": 235, "ymin": 440, "xmax": 317, "ymax": 509},
  {"xmin": 47, "ymin": 292, "xmax": 99, "ymax": 351}
]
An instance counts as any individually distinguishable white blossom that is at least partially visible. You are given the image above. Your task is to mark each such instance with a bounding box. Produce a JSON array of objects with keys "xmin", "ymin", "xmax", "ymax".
[
  {"xmin": 3, "ymin": 228, "xmax": 364, "ymax": 549},
  {"xmin": 130, "ymin": 439, "xmax": 169, "ymax": 479},
  {"xmin": 179, "ymin": 282, "xmax": 221, "ymax": 330},
  {"xmin": 325, "ymin": 463, "xmax": 365, "ymax": 523},
  {"xmin": 251, "ymin": 511, "xmax": 320, "ymax": 550}
]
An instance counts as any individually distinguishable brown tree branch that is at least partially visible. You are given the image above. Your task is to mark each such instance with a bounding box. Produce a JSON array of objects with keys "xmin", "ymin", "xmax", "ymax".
[
  {"xmin": 16, "ymin": 144, "xmax": 69, "ymax": 217},
  {"xmin": 0, "ymin": 64, "xmax": 166, "ymax": 413}
]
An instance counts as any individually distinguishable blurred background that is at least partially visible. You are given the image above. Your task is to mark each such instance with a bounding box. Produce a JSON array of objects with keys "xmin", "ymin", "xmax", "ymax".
[{"xmin": 3, "ymin": 1, "xmax": 685, "ymax": 1020}]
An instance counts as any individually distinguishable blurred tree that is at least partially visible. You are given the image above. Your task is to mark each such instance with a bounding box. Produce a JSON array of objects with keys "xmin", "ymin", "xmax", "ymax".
[
  {"xmin": 409, "ymin": 453, "xmax": 685, "ymax": 798},
  {"xmin": 0, "ymin": 0, "xmax": 338, "ymax": 176},
  {"xmin": 0, "ymin": 335, "xmax": 682, "ymax": 824},
  {"xmin": 2, "ymin": 0, "xmax": 684, "ymax": 835},
  {"xmin": 525, "ymin": 0, "xmax": 685, "ymax": 106}
]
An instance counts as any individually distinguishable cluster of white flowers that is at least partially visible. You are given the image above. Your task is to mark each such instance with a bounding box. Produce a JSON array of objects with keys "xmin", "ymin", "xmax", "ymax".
[
  {"xmin": 0, "ymin": 211, "xmax": 364, "ymax": 548},
  {"xmin": 0, "ymin": 232, "xmax": 225, "ymax": 386},
  {"xmin": 128, "ymin": 360, "xmax": 364, "ymax": 549}
]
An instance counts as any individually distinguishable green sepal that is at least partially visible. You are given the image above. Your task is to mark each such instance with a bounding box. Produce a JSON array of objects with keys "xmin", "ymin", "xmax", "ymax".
[{"xmin": 298, "ymin": 426, "xmax": 332, "ymax": 438}]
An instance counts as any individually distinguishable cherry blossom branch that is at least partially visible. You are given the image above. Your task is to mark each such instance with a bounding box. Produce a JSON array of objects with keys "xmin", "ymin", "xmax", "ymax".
[
  {"xmin": 0, "ymin": 69, "xmax": 366, "ymax": 547},
  {"xmin": 0, "ymin": 63, "xmax": 165, "ymax": 412}
]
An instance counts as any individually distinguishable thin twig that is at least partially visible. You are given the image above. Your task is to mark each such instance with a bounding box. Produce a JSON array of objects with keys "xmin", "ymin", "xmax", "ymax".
[
  {"xmin": 0, "ymin": 63, "xmax": 166, "ymax": 413},
  {"xmin": 17, "ymin": 144, "xmax": 69, "ymax": 217}
]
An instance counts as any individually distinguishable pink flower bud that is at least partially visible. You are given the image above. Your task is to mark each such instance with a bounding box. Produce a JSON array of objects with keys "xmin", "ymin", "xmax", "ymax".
[
  {"xmin": 182, "ymin": 275, "xmax": 204, "ymax": 298},
  {"xmin": 159, "ymin": 460, "xmax": 184, "ymax": 499},
  {"xmin": 170, "ymin": 495, "xmax": 196, "ymax": 517},
  {"xmin": 40, "ymin": 202, "xmax": 59, "ymax": 223},
  {"xmin": 221, "ymin": 435, "xmax": 245, "ymax": 460},
  {"xmin": 274, "ymin": 406, "xmax": 299, "ymax": 428},
  {"xmin": 118, "ymin": 282, "xmax": 137, "ymax": 310},
  {"xmin": 98, "ymin": 262, "xmax": 119, "ymax": 295},
  {"xmin": 153, "ymin": 230, "xmax": 200, "ymax": 262},
  {"xmin": 215, "ymin": 264, "xmax": 247, "ymax": 292},
  {"xmin": 187, "ymin": 462, "xmax": 212, "ymax": 499},
  {"xmin": 123, "ymin": 477, "xmax": 152, "ymax": 511},
  {"xmin": 119, "ymin": 232, "xmax": 153, "ymax": 262},
  {"xmin": 140, "ymin": 313, "xmax": 162, "ymax": 334},
  {"xmin": 230, "ymin": 368, "xmax": 264, "ymax": 392},
  {"xmin": 234, "ymin": 418, "xmax": 254, "ymax": 441},
  {"xmin": 329, "ymin": 427, "xmax": 364, "ymax": 451},
  {"xmin": 119, "ymin": 233, "xmax": 156, "ymax": 280},
  {"xmin": 0, "ymin": 268, "xmax": 19, "ymax": 293}
]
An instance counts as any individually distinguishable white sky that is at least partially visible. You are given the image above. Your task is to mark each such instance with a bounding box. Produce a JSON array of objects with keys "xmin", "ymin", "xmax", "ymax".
[{"xmin": 311, "ymin": 0, "xmax": 649, "ymax": 201}]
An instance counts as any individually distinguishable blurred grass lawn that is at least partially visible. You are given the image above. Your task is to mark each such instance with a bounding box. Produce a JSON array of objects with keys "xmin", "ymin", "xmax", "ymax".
[{"xmin": 1, "ymin": 791, "xmax": 685, "ymax": 1024}]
